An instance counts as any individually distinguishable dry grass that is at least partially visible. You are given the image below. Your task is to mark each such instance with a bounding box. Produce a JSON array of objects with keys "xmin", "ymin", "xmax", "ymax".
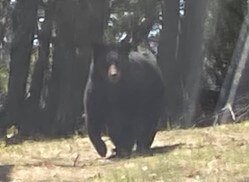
[{"xmin": 0, "ymin": 122, "xmax": 249, "ymax": 182}]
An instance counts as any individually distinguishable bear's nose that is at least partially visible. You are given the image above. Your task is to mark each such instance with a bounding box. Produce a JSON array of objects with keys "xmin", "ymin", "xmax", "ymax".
[
  {"xmin": 108, "ymin": 64, "xmax": 120, "ymax": 83},
  {"xmin": 111, "ymin": 72, "xmax": 118, "ymax": 77},
  {"xmin": 109, "ymin": 64, "xmax": 118, "ymax": 77}
]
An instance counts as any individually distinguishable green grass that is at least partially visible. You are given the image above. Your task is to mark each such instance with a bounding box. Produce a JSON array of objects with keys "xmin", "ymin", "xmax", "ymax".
[{"xmin": 0, "ymin": 122, "xmax": 249, "ymax": 181}]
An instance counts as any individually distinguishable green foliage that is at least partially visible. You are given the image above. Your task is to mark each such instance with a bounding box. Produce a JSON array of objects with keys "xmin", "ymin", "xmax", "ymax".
[
  {"xmin": 26, "ymin": 46, "xmax": 39, "ymax": 91},
  {"xmin": 0, "ymin": 61, "xmax": 8, "ymax": 93},
  {"xmin": 104, "ymin": 0, "xmax": 161, "ymax": 45}
]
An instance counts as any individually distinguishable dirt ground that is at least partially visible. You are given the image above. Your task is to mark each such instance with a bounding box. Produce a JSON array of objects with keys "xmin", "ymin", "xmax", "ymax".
[
  {"xmin": 0, "ymin": 122, "xmax": 249, "ymax": 182},
  {"xmin": 0, "ymin": 136, "xmax": 115, "ymax": 182}
]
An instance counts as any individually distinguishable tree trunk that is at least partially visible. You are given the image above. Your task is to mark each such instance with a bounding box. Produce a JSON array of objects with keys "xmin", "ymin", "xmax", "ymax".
[
  {"xmin": 0, "ymin": 0, "xmax": 9, "ymax": 63},
  {"xmin": 0, "ymin": 0, "xmax": 4, "ymax": 46},
  {"xmin": 18, "ymin": 1, "xmax": 54, "ymax": 135},
  {"xmin": 29, "ymin": 2, "xmax": 53, "ymax": 109},
  {"xmin": 45, "ymin": 0, "xmax": 77, "ymax": 135},
  {"xmin": 214, "ymin": 6, "xmax": 249, "ymax": 124},
  {"xmin": 70, "ymin": 0, "xmax": 108, "ymax": 129},
  {"xmin": 7, "ymin": 0, "xmax": 38, "ymax": 129},
  {"xmin": 158, "ymin": 0, "xmax": 182, "ymax": 127},
  {"xmin": 46, "ymin": 0, "xmax": 108, "ymax": 135},
  {"xmin": 0, "ymin": 0, "xmax": 7, "ymax": 46},
  {"xmin": 179, "ymin": 0, "xmax": 208, "ymax": 128}
]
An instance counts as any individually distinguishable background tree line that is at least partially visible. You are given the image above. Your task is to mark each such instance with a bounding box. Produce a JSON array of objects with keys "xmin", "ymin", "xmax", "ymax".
[{"xmin": 0, "ymin": 0, "xmax": 248, "ymax": 137}]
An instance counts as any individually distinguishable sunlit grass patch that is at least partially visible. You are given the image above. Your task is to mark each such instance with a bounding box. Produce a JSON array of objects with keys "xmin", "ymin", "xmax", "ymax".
[
  {"xmin": 88, "ymin": 155, "xmax": 182, "ymax": 182},
  {"xmin": 87, "ymin": 122, "xmax": 249, "ymax": 182},
  {"xmin": 87, "ymin": 144, "xmax": 249, "ymax": 182}
]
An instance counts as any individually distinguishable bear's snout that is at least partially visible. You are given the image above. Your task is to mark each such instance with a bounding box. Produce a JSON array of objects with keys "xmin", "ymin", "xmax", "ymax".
[{"xmin": 108, "ymin": 64, "xmax": 121, "ymax": 83}]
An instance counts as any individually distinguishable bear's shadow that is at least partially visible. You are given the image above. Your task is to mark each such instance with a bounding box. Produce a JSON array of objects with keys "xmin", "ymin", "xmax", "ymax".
[
  {"xmin": 107, "ymin": 143, "xmax": 183, "ymax": 159},
  {"xmin": 151, "ymin": 143, "xmax": 183, "ymax": 155},
  {"xmin": 0, "ymin": 165, "xmax": 14, "ymax": 182}
]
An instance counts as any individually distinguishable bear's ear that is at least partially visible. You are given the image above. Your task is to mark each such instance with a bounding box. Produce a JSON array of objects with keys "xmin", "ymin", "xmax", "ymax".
[{"xmin": 120, "ymin": 40, "xmax": 131, "ymax": 55}]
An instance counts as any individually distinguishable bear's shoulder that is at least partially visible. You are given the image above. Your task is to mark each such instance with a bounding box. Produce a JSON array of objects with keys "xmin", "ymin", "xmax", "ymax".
[{"xmin": 129, "ymin": 51, "xmax": 157, "ymax": 68}]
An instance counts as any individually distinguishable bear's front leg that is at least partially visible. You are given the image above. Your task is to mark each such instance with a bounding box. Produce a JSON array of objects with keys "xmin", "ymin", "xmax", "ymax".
[
  {"xmin": 107, "ymin": 118, "xmax": 135, "ymax": 158},
  {"xmin": 87, "ymin": 120, "xmax": 107, "ymax": 157}
]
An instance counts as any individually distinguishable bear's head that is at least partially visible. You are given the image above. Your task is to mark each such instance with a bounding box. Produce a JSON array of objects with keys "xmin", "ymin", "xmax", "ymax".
[{"xmin": 93, "ymin": 42, "xmax": 131, "ymax": 84}]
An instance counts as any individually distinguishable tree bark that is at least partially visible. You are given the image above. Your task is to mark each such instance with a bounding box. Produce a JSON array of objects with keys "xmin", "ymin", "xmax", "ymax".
[
  {"xmin": 45, "ymin": 0, "xmax": 77, "ymax": 135},
  {"xmin": 178, "ymin": 0, "xmax": 208, "ymax": 128},
  {"xmin": 46, "ymin": 0, "xmax": 108, "ymax": 135},
  {"xmin": 0, "ymin": 0, "xmax": 9, "ymax": 62},
  {"xmin": 214, "ymin": 6, "xmax": 249, "ymax": 124},
  {"xmin": 0, "ymin": 0, "xmax": 6, "ymax": 46},
  {"xmin": 158, "ymin": 0, "xmax": 182, "ymax": 126},
  {"xmin": 70, "ymin": 0, "xmax": 108, "ymax": 128},
  {"xmin": 7, "ymin": 0, "xmax": 38, "ymax": 129},
  {"xmin": 28, "ymin": 2, "xmax": 53, "ymax": 109}
]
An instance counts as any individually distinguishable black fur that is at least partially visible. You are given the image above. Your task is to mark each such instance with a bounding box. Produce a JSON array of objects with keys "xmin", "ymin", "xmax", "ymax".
[{"xmin": 84, "ymin": 43, "xmax": 164, "ymax": 157}]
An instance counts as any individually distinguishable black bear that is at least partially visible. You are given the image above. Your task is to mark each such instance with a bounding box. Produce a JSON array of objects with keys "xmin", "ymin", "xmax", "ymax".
[{"xmin": 84, "ymin": 42, "xmax": 164, "ymax": 157}]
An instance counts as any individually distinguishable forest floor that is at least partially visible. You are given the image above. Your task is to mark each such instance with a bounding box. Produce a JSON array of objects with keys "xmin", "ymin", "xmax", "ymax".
[{"xmin": 0, "ymin": 122, "xmax": 249, "ymax": 182}]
